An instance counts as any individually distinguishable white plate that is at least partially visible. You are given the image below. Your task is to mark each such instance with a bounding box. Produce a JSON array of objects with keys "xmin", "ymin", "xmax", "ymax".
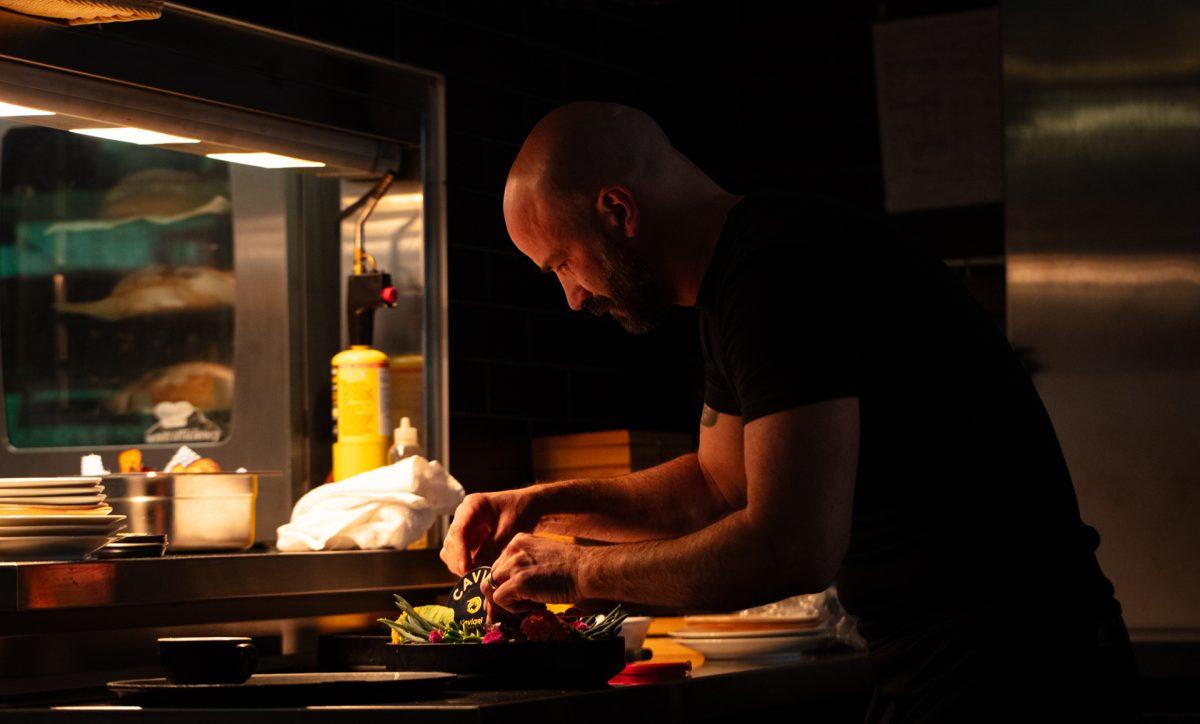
[
  {"xmin": 0, "ymin": 496, "xmax": 105, "ymax": 505},
  {"xmin": 0, "ymin": 477, "xmax": 102, "ymax": 489},
  {"xmin": 670, "ymin": 633, "xmax": 832, "ymax": 660},
  {"xmin": 670, "ymin": 625, "xmax": 830, "ymax": 640},
  {"xmin": 0, "ymin": 523, "xmax": 127, "ymax": 536},
  {"xmin": 0, "ymin": 535, "xmax": 112, "ymax": 560},
  {"xmin": 684, "ymin": 613, "xmax": 820, "ymax": 625},
  {"xmin": 0, "ymin": 487, "xmax": 103, "ymax": 497},
  {"xmin": 0, "ymin": 514, "xmax": 125, "ymax": 527}
]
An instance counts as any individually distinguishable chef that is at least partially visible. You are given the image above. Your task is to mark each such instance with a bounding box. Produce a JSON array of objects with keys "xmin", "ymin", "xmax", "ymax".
[{"xmin": 442, "ymin": 102, "xmax": 1137, "ymax": 722}]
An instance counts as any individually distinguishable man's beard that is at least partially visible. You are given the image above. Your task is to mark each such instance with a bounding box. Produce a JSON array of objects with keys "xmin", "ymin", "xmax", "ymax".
[{"xmin": 583, "ymin": 238, "xmax": 671, "ymax": 335}]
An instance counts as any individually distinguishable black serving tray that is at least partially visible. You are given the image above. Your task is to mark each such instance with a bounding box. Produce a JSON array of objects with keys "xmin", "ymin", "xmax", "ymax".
[
  {"xmin": 107, "ymin": 671, "xmax": 455, "ymax": 707},
  {"xmin": 321, "ymin": 635, "xmax": 626, "ymax": 689}
]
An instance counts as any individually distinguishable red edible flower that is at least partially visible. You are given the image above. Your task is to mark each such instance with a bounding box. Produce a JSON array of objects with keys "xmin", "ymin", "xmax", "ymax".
[
  {"xmin": 427, "ymin": 629, "xmax": 444, "ymax": 643},
  {"xmin": 482, "ymin": 629, "xmax": 505, "ymax": 644},
  {"xmin": 519, "ymin": 609, "xmax": 571, "ymax": 642},
  {"xmin": 573, "ymin": 620, "xmax": 589, "ymax": 632}
]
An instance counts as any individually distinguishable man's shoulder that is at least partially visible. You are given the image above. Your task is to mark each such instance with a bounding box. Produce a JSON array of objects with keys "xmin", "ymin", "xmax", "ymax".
[{"xmin": 706, "ymin": 193, "xmax": 878, "ymax": 302}]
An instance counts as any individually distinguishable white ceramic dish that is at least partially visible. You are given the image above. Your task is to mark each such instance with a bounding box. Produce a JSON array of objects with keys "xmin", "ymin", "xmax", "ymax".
[
  {"xmin": 684, "ymin": 613, "xmax": 820, "ymax": 625},
  {"xmin": 620, "ymin": 616, "xmax": 652, "ymax": 652},
  {"xmin": 0, "ymin": 487, "xmax": 103, "ymax": 497},
  {"xmin": 0, "ymin": 477, "xmax": 102, "ymax": 489},
  {"xmin": 0, "ymin": 534, "xmax": 112, "ymax": 560},
  {"xmin": 0, "ymin": 523, "xmax": 126, "ymax": 536},
  {"xmin": 0, "ymin": 514, "xmax": 125, "ymax": 527},
  {"xmin": 0, "ymin": 496, "xmax": 105, "ymax": 505},
  {"xmin": 670, "ymin": 633, "xmax": 832, "ymax": 660},
  {"xmin": 670, "ymin": 625, "xmax": 829, "ymax": 640}
]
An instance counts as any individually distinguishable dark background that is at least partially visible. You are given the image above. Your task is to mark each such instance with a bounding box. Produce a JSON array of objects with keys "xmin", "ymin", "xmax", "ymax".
[{"xmin": 191, "ymin": 0, "xmax": 1002, "ymax": 493}]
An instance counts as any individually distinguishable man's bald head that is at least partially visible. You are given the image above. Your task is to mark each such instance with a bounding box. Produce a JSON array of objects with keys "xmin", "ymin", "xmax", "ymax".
[
  {"xmin": 504, "ymin": 102, "xmax": 676, "ymax": 225},
  {"xmin": 503, "ymin": 102, "xmax": 725, "ymax": 334}
]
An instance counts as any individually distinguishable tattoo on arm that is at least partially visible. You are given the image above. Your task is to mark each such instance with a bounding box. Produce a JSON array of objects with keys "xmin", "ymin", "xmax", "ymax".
[{"xmin": 700, "ymin": 404, "xmax": 719, "ymax": 427}]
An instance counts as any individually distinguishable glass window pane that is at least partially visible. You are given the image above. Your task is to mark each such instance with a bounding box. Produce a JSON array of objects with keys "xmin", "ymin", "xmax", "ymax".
[{"xmin": 0, "ymin": 123, "xmax": 235, "ymax": 448}]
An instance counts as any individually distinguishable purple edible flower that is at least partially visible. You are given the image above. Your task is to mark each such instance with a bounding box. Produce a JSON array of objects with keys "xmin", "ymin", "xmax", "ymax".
[
  {"xmin": 428, "ymin": 629, "xmax": 444, "ymax": 643},
  {"xmin": 482, "ymin": 629, "xmax": 505, "ymax": 644}
]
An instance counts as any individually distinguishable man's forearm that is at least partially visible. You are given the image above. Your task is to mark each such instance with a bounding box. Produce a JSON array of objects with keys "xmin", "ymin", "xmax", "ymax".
[
  {"xmin": 576, "ymin": 510, "xmax": 833, "ymax": 611},
  {"xmin": 527, "ymin": 454, "xmax": 732, "ymax": 542}
]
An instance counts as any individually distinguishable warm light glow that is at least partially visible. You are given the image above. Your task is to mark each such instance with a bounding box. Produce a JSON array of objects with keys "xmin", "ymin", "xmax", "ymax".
[
  {"xmin": 0, "ymin": 101, "xmax": 55, "ymax": 117},
  {"xmin": 205, "ymin": 152, "xmax": 325, "ymax": 169},
  {"xmin": 70, "ymin": 127, "xmax": 200, "ymax": 145}
]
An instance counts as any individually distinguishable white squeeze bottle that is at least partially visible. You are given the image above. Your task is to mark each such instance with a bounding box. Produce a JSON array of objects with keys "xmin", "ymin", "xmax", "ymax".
[{"xmin": 387, "ymin": 417, "xmax": 423, "ymax": 463}]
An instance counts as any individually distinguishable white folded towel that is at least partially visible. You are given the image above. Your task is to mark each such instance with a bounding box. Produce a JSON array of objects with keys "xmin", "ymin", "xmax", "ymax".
[{"xmin": 275, "ymin": 456, "xmax": 464, "ymax": 552}]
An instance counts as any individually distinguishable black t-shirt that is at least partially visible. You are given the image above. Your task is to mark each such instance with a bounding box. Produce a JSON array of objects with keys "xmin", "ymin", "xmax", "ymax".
[{"xmin": 698, "ymin": 193, "xmax": 1116, "ymax": 645}]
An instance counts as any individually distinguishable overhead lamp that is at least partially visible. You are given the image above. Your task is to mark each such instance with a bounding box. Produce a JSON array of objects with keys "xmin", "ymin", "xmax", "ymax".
[
  {"xmin": 206, "ymin": 152, "xmax": 325, "ymax": 169},
  {"xmin": 0, "ymin": 101, "xmax": 55, "ymax": 117},
  {"xmin": 70, "ymin": 127, "xmax": 200, "ymax": 145}
]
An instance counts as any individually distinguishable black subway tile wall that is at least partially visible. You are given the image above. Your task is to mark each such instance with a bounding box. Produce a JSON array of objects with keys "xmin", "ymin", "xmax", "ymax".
[{"xmin": 189, "ymin": 0, "xmax": 1003, "ymax": 492}]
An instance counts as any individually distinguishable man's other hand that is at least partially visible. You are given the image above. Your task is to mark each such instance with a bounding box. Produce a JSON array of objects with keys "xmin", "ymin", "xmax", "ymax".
[
  {"xmin": 481, "ymin": 533, "xmax": 586, "ymax": 613},
  {"xmin": 440, "ymin": 491, "xmax": 535, "ymax": 576}
]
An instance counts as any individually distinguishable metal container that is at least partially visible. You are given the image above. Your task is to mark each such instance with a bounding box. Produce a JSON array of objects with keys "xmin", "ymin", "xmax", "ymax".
[{"xmin": 102, "ymin": 472, "xmax": 272, "ymax": 552}]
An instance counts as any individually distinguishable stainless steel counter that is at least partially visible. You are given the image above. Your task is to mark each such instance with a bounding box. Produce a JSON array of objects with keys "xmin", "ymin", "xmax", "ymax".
[
  {"xmin": 0, "ymin": 549, "xmax": 455, "ymax": 699},
  {"xmin": 0, "ymin": 651, "xmax": 875, "ymax": 723},
  {"xmin": 0, "ymin": 549, "xmax": 453, "ymax": 634}
]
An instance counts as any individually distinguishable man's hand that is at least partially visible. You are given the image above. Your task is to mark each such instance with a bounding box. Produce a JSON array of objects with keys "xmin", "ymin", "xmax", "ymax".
[
  {"xmin": 482, "ymin": 533, "xmax": 585, "ymax": 613},
  {"xmin": 440, "ymin": 491, "xmax": 535, "ymax": 576}
]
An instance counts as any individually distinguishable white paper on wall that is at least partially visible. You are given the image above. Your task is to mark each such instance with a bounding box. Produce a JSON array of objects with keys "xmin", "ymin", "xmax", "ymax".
[{"xmin": 873, "ymin": 9, "xmax": 1002, "ymax": 213}]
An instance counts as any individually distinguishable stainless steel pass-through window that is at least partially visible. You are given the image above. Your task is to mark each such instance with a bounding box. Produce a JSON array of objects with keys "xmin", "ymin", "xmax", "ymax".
[{"xmin": 0, "ymin": 121, "xmax": 235, "ymax": 447}]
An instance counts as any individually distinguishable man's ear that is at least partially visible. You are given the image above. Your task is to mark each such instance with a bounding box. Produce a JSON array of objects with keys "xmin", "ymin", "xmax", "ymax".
[{"xmin": 595, "ymin": 185, "xmax": 639, "ymax": 239}]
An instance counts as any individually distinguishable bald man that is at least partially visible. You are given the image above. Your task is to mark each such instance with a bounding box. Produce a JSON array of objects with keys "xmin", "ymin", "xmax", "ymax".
[{"xmin": 441, "ymin": 103, "xmax": 1136, "ymax": 722}]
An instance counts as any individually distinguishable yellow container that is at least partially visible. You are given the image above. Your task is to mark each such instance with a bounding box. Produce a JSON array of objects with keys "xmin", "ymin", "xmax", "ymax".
[{"xmin": 332, "ymin": 345, "xmax": 391, "ymax": 481}]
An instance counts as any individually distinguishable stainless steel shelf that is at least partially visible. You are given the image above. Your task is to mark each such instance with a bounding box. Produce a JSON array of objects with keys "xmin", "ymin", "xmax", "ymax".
[{"xmin": 0, "ymin": 549, "xmax": 454, "ymax": 635}]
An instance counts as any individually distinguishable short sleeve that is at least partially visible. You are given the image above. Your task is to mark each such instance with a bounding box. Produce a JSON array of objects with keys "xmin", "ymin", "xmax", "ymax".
[
  {"xmin": 718, "ymin": 244, "xmax": 862, "ymax": 422},
  {"xmin": 700, "ymin": 313, "xmax": 740, "ymax": 415},
  {"xmin": 703, "ymin": 365, "xmax": 740, "ymax": 416}
]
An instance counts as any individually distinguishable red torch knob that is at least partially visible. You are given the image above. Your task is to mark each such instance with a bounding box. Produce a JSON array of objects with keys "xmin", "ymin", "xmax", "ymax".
[{"xmin": 380, "ymin": 286, "xmax": 398, "ymax": 305}]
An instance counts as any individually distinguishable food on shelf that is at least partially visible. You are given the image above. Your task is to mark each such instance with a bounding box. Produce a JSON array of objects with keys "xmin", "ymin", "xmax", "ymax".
[
  {"xmin": 379, "ymin": 594, "xmax": 627, "ymax": 645},
  {"xmin": 118, "ymin": 448, "xmax": 146, "ymax": 473},
  {"xmin": 108, "ymin": 446, "xmax": 224, "ymax": 474},
  {"xmin": 171, "ymin": 457, "xmax": 221, "ymax": 473},
  {"xmin": 106, "ymin": 361, "xmax": 234, "ymax": 414},
  {"xmin": 99, "ymin": 169, "xmax": 223, "ymax": 220},
  {"xmin": 56, "ymin": 265, "xmax": 235, "ymax": 321}
]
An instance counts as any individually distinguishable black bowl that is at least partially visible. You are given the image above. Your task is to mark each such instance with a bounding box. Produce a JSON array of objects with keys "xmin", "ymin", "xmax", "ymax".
[{"xmin": 158, "ymin": 637, "xmax": 258, "ymax": 684}]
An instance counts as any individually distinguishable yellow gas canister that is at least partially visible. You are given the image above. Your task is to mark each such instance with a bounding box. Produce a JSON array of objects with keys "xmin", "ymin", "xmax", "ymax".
[{"xmin": 332, "ymin": 345, "xmax": 391, "ymax": 481}]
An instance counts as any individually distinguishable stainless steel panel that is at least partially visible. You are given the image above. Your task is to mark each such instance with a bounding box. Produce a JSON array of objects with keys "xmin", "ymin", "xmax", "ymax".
[
  {"xmin": 0, "ymin": 3, "xmax": 436, "ymax": 150},
  {"xmin": 0, "ymin": 59, "xmax": 403, "ymax": 178},
  {"xmin": 1004, "ymin": 0, "xmax": 1200, "ymax": 632},
  {"xmin": 0, "ymin": 549, "xmax": 453, "ymax": 696},
  {"xmin": 0, "ymin": 549, "xmax": 450, "ymax": 615}
]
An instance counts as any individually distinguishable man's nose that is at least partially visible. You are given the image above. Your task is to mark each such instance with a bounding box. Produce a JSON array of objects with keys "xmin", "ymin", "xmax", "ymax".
[{"xmin": 557, "ymin": 274, "xmax": 590, "ymax": 312}]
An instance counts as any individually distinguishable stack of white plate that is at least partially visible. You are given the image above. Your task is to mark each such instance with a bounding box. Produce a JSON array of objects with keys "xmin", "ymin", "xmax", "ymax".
[
  {"xmin": 668, "ymin": 614, "xmax": 832, "ymax": 661},
  {"xmin": 0, "ymin": 477, "xmax": 125, "ymax": 560}
]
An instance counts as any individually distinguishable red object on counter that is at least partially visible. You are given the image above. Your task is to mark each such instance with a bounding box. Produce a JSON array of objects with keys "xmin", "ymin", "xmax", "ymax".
[
  {"xmin": 608, "ymin": 661, "xmax": 692, "ymax": 687},
  {"xmin": 380, "ymin": 286, "xmax": 398, "ymax": 304}
]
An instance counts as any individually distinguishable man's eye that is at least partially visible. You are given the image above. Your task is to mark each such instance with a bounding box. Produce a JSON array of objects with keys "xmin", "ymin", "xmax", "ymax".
[{"xmin": 556, "ymin": 262, "xmax": 568, "ymax": 272}]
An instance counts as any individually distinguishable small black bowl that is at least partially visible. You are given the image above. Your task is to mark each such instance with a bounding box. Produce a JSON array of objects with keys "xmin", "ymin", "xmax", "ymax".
[{"xmin": 158, "ymin": 637, "xmax": 258, "ymax": 685}]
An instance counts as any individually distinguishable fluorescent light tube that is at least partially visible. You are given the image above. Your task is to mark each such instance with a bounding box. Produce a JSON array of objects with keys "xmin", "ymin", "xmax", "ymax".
[
  {"xmin": 70, "ymin": 127, "xmax": 200, "ymax": 144},
  {"xmin": 205, "ymin": 152, "xmax": 325, "ymax": 168},
  {"xmin": 0, "ymin": 102, "xmax": 55, "ymax": 117}
]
